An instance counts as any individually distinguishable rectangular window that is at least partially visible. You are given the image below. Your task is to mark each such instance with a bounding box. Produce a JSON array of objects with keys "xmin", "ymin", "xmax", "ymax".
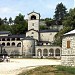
[{"xmin": 67, "ymin": 41, "xmax": 70, "ymax": 48}]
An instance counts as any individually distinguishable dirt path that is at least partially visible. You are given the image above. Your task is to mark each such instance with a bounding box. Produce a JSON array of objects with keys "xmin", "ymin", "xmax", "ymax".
[{"xmin": 0, "ymin": 59, "xmax": 61, "ymax": 75}]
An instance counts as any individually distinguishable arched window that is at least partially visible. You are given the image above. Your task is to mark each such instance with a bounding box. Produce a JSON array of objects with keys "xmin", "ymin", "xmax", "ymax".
[
  {"xmin": 2, "ymin": 43, "xmax": 5, "ymax": 46},
  {"xmin": 43, "ymin": 49, "xmax": 48, "ymax": 56},
  {"xmin": 12, "ymin": 42, "xmax": 15, "ymax": 46},
  {"xmin": 55, "ymin": 48, "xmax": 60, "ymax": 56},
  {"xmin": 11, "ymin": 38, "xmax": 15, "ymax": 41},
  {"xmin": 7, "ymin": 38, "xmax": 10, "ymax": 41},
  {"xmin": 2, "ymin": 38, "xmax": 5, "ymax": 41},
  {"xmin": 49, "ymin": 49, "xmax": 54, "ymax": 56},
  {"xmin": 31, "ymin": 15, "xmax": 36, "ymax": 20},
  {"xmin": 16, "ymin": 38, "xmax": 20, "ymax": 41},
  {"xmin": 7, "ymin": 42, "xmax": 10, "ymax": 46},
  {"xmin": 17, "ymin": 43, "xmax": 21, "ymax": 47},
  {"xmin": 37, "ymin": 49, "xmax": 42, "ymax": 56}
]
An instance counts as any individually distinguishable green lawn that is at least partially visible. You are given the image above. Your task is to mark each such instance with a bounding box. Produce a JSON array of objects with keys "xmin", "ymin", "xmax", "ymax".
[{"xmin": 18, "ymin": 66, "xmax": 75, "ymax": 75}]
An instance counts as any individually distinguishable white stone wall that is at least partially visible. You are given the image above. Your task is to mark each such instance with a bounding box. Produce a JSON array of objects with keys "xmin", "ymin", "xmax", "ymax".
[
  {"xmin": 28, "ymin": 12, "xmax": 40, "ymax": 31},
  {"xmin": 3, "ymin": 46, "xmax": 22, "ymax": 55},
  {"xmin": 22, "ymin": 39, "xmax": 35, "ymax": 56},
  {"xmin": 0, "ymin": 34, "xmax": 9, "ymax": 36},
  {"xmin": 28, "ymin": 20, "xmax": 39, "ymax": 31},
  {"xmin": 40, "ymin": 32, "xmax": 57, "ymax": 42},
  {"xmin": 35, "ymin": 46, "xmax": 61, "ymax": 58},
  {"xmin": 62, "ymin": 35, "xmax": 75, "ymax": 66},
  {"xmin": 26, "ymin": 30, "xmax": 39, "ymax": 40},
  {"xmin": 28, "ymin": 12, "xmax": 40, "ymax": 20}
]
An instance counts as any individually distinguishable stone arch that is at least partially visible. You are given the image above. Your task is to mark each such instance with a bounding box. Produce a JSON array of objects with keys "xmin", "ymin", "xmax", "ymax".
[
  {"xmin": 2, "ymin": 42, "xmax": 5, "ymax": 46},
  {"xmin": 7, "ymin": 38, "xmax": 10, "ymax": 41},
  {"xmin": 11, "ymin": 38, "xmax": 15, "ymax": 41},
  {"xmin": 49, "ymin": 48, "xmax": 54, "ymax": 56},
  {"xmin": 17, "ymin": 42, "xmax": 21, "ymax": 47},
  {"xmin": 12, "ymin": 42, "xmax": 15, "ymax": 46},
  {"xmin": 16, "ymin": 38, "xmax": 20, "ymax": 41},
  {"xmin": 37, "ymin": 49, "xmax": 42, "ymax": 56},
  {"xmin": 2, "ymin": 38, "xmax": 5, "ymax": 41},
  {"xmin": 7, "ymin": 42, "xmax": 10, "ymax": 46},
  {"xmin": 31, "ymin": 15, "xmax": 36, "ymax": 20},
  {"xmin": 55, "ymin": 48, "xmax": 60, "ymax": 56},
  {"xmin": 43, "ymin": 49, "xmax": 48, "ymax": 56}
]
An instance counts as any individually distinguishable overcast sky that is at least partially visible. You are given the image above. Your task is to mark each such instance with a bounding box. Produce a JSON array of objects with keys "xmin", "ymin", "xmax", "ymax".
[{"xmin": 0, "ymin": 0, "xmax": 74, "ymax": 19}]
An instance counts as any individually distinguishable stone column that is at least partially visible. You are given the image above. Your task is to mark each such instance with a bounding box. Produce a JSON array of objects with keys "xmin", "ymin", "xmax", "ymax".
[
  {"xmin": 42, "ymin": 50, "xmax": 43, "ymax": 56},
  {"xmin": 35, "ymin": 49, "xmax": 37, "ymax": 57},
  {"xmin": 48, "ymin": 50, "xmax": 49, "ymax": 56},
  {"xmin": 54, "ymin": 49, "xmax": 55, "ymax": 57}
]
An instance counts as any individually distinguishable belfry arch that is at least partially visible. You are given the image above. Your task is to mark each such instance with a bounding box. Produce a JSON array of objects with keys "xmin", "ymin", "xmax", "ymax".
[{"xmin": 31, "ymin": 15, "xmax": 36, "ymax": 20}]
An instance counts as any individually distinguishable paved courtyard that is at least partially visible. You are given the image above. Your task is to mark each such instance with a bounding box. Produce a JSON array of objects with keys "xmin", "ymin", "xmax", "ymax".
[{"xmin": 0, "ymin": 59, "xmax": 61, "ymax": 75}]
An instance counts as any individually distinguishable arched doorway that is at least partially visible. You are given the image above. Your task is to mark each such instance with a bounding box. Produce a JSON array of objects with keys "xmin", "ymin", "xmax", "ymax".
[
  {"xmin": 12, "ymin": 42, "xmax": 15, "ymax": 46},
  {"xmin": 37, "ymin": 49, "xmax": 42, "ymax": 56},
  {"xmin": 49, "ymin": 49, "xmax": 54, "ymax": 56},
  {"xmin": 17, "ymin": 43, "xmax": 21, "ymax": 47},
  {"xmin": 55, "ymin": 48, "xmax": 60, "ymax": 56},
  {"xmin": 2, "ymin": 43, "xmax": 5, "ymax": 46},
  {"xmin": 7, "ymin": 42, "xmax": 10, "ymax": 46},
  {"xmin": 43, "ymin": 49, "xmax": 48, "ymax": 56}
]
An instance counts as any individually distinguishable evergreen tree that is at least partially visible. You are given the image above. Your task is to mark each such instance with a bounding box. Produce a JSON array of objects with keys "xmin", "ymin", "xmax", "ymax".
[
  {"xmin": 9, "ymin": 17, "xmax": 13, "ymax": 25},
  {"xmin": 3, "ymin": 17, "xmax": 8, "ymax": 25},
  {"xmin": 63, "ymin": 8, "xmax": 75, "ymax": 28},
  {"xmin": 54, "ymin": 2, "xmax": 67, "ymax": 25}
]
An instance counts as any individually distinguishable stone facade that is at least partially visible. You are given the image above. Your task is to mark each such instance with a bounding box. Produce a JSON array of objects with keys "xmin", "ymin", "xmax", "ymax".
[
  {"xmin": 62, "ymin": 30, "xmax": 75, "ymax": 66},
  {"xmin": 40, "ymin": 32, "xmax": 57, "ymax": 42},
  {"xmin": 35, "ymin": 46, "xmax": 61, "ymax": 58},
  {"xmin": 0, "ymin": 11, "xmax": 61, "ymax": 58}
]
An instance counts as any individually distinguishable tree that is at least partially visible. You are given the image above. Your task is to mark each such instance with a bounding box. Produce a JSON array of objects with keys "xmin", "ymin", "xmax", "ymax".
[
  {"xmin": 63, "ymin": 8, "xmax": 75, "ymax": 29},
  {"xmin": 0, "ymin": 18, "xmax": 4, "ymax": 25},
  {"xmin": 14, "ymin": 13, "xmax": 25, "ymax": 25},
  {"xmin": 9, "ymin": 17, "xmax": 13, "ymax": 25},
  {"xmin": 54, "ymin": 26, "xmax": 72, "ymax": 46},
  {"xmin": 45, "ymin": 18, "xmax": 54, "ymax": 27},
  {"xmin": 40, "ymin": 25, "xmax": 47, "ymax": 30},
  {"xmin": 3, "ymin": 17, "xmax": 8, "ymax": 25},
  {"xmin": 54, "ymin": 2, "xmax": 67, "ymax": 25},
  {"xmin": 11, "ymin": 13, "xmax": 28, "ymax": 34}
]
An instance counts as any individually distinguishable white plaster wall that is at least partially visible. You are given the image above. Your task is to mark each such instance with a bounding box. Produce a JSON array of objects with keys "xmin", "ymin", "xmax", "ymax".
[
  {"xmin": 40, "ymin": 32, "xmax": 57, "ymax": 42},
  {"xmin": 26, "ymin": 30, "xmax": 39, "ymax": 40}
]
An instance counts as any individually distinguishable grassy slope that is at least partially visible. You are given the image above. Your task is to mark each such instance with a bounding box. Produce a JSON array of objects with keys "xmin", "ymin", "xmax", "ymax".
[{"xmin": 18, "ymin": 66, "xmax": 75, "ymax": 75}]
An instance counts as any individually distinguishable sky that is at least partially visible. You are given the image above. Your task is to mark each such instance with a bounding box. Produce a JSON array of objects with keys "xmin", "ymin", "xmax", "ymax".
[{"xmin": 0, "ymin": 0, "xmax": 74, "ymax": 19}]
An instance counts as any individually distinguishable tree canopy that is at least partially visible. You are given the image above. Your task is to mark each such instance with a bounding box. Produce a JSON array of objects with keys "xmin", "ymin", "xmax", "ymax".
[
  {"xmin": 63, "ymin": 8, "xmax": 75, "ymax": 29},
  {"xmin": 54, "ymin": 2, "xmax": 67, "ymax": 25}
]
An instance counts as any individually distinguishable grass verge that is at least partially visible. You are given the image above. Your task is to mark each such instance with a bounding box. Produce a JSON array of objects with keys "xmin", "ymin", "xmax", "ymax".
[{"xmin": 18, "ymin": 65, "xmax": 75, "ymax": 75}]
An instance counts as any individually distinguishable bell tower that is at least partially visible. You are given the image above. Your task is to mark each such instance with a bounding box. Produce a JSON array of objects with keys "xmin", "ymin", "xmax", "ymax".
[{"xmin": 28, "ymin": 11, "xmax": 40, "ymax": 31}]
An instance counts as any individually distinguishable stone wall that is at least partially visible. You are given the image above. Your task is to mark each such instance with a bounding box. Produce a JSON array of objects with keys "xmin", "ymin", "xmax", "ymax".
[
  {"xmin": 40, "ymin": 32, "xmax": 57, "ymax": 42},
  {"xmin": 62, "ymin": 35, "xmax": 75, "ymax": 66}
]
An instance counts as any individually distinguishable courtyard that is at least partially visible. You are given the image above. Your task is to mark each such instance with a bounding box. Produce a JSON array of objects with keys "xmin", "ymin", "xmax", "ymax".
[{"xmin": 0, "ymin": 59, "xmax": 61, "ymax": 75}]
